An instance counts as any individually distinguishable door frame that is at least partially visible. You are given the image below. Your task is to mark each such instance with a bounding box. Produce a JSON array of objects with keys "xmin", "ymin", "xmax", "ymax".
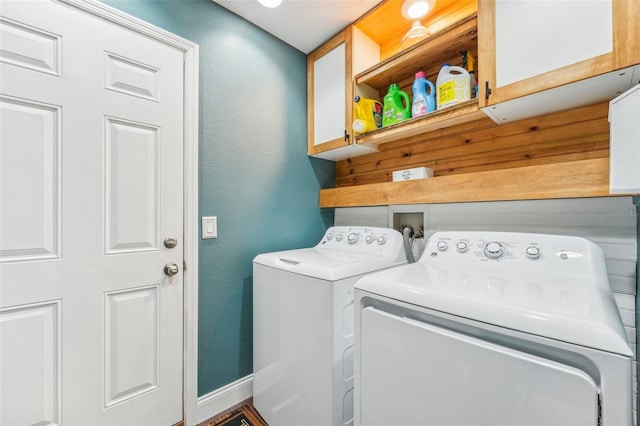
[{"xmin": 55, "ymin": 1, "xmax": 200, "ymax": 424}]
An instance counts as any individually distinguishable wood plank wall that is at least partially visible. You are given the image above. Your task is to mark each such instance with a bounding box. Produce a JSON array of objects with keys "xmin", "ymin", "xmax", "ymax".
[{"xmin": 336, "ymin": 102, "xmax": 610, "ymax": 187}]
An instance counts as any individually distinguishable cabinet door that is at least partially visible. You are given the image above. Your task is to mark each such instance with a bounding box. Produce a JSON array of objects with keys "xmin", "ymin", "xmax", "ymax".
[
  {"xmin": 307, "ymin": 29, "xmax": 351, "ymax": 156},
  {"xmin": 478, "ymin": 0, "xmax": 639, "ymax": 107}
]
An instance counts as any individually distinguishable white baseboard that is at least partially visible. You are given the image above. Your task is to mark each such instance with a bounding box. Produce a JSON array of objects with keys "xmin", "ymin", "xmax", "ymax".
[{"xmin": 196, "ymin": 375, "xmax": 254, "ymax": 424}]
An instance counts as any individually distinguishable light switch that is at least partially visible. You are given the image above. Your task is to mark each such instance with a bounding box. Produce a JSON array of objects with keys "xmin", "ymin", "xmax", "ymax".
[{"xmin": 202, "ymin": 216, "xmax": 217, "ymax": 239}]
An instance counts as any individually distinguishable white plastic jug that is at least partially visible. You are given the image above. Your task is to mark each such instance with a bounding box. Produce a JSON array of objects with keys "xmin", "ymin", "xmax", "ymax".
[{"xmin": 436, "ymin": 64, "xmax": 471, "ymax": 110}]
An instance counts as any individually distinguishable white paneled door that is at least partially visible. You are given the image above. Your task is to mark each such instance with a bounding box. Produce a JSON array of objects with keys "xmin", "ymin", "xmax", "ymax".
[{"xmin": 0, "ymin": 1, "xmax": 184, "ymax": 425}]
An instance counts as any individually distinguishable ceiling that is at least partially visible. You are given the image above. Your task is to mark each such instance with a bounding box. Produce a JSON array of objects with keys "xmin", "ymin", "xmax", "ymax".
[{"xmin": 211, "ymin": 0, "xmax": 384, "ymax": 54}]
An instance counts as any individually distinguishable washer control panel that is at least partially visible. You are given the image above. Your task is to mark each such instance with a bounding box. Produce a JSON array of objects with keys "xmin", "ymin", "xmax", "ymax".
[
  {"xmin": 319, "ymin": 226, "xmax": 403, "ymax": 254},
  {"xmin": 424, "ymin": 231, "xmax": 595, "ymax": 266}
]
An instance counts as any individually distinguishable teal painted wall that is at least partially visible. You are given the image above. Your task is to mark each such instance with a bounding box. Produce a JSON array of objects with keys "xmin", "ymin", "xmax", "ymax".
[{"xmin": 103, "ymin": 0, "xmax": 334, "ymax": 396}]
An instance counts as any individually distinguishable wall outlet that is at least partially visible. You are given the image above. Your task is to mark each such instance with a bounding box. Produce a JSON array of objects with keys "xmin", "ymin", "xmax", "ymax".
[{"xmin": 202, "ymin": 216, "xmax": 217, "ymax": 239}]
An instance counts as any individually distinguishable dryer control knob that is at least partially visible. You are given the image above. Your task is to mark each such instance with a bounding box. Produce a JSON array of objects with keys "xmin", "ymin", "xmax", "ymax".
[
  {"xmin": 335, "ymin": 234, "xmax": 344, "ymax": 241},
  {"xmin": 377, "ymin": 236, "xmax": 386, "ymax": 245},
  {"xmin": 525, "ymin": 246, "xmax": 540, "ymax": 259},
  {"xmin": 456, "ymin": 242, "xmax": 468, "ymax": 253},
  {"xmin": 436, "ymin": 240, "xmax": 448, "ymax": 251},
  {"xmin": 484, "ymin": 242, "xmax": 505, "ymax": 259},
  {"xmin": 347, "ymin": 233, "xmax": 359, "ymax": 244},
  {"xmin": 365, "ymin": 235, "xmax": 375, "ymax": 244}
]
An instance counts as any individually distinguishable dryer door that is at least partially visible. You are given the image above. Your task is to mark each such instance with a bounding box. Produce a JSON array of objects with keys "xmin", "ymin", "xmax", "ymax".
[{"xmin": 357, "ymin": 307, "xmax": 599, "ymax": 426}]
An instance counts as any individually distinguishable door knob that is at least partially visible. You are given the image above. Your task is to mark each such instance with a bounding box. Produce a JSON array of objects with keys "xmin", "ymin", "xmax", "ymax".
[
  {"xmin": 164, "ymin": 237, "xmax": 178, "ymax": 249},
  {"xmin": 164, "ymin": 262, "xmax": 179, "ymax": 277}
]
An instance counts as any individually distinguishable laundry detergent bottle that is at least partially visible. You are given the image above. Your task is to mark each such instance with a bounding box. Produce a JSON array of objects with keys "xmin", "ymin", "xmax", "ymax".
[
  {"xmin": 436, "ymin": 63, "xmax": 471, "ymax": 109},
  {"xmin": 382, "ymin": 84, "xmax": 411, "ymax": 127},
  {"xmin": 411, "ymin": 71, "xmax": 436, "ymax": 117},
  {"xmin": 352, "ymin": 96, "xmax": 383, "ymax": 134}
]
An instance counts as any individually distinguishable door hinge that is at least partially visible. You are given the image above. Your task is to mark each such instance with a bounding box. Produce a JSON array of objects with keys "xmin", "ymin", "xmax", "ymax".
[
  {"xmin": 485, "ymin": 81, "xmax": 492, "ymax": 100},
  {"xmin": 344, "ymin": 129, "xmax": 350, "ymax": 142},
  {"xmin": 597, "ymin": 392, "xmax": 602, "ymax": 426}
]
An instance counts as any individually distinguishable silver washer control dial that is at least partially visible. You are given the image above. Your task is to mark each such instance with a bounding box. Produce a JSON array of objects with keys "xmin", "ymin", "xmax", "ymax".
[
  {"xmin": 326, "ymin": 232, "xmax": 334, "ymax": 240},
  {"xmin": 525, "ymin": 246, "xmax": 540, "ymax": 259},
  {"xmin": 456, "ymin": 242, "xmax": 468, "ymax": 253},
  {"xmin": 436, "ymin": 240, "xmax": 448, "ymax": 251},
  {"xmin": 365, "ymin": 235, "xmax": 375, "ymax": 244},
  {"xmin": 484, "ymin": 241, "xmax": 505, "ymax": 259},
  {"xmin": 335, "ymin": 234, "xmax": 344, "ymax": 241},
  {"xmin": 347, "ymin": 233, "xmax": 359, "ymax": 244},
  {"xmin": 377, "ymin": 236, "xmax": 387, "ymax": 245}
]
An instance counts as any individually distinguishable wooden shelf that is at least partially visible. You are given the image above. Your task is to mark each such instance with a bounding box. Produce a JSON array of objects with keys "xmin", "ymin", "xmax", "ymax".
[
  {"xmin": 355, "ymin": 99, "xmax": 485, "ymax": 147},
  {"xmin": 355, "ymin": 13, "xmax": 477, "ymax": 91},
  {"xmin": 352, "ymin": 13, "xmax": 480, "ymax": 150},
  {"xmin": 319, "ymin": 158, "xmax": 612, "ymax": 208}
]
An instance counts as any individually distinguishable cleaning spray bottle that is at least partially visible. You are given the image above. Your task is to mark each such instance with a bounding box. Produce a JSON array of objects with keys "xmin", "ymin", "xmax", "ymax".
[
  {"xmin": 382, "ymin": 84, "xmax": 411, "ymax": 127},
  {"xmin": 461, "ymin": 50, "xmax": 478, "ymax": 99},
  {"xmin": 352, "ymin": 96, "xmax": 383, "ymax": 135},
  {"xmin": 411, "ymin": 71, "xmax": 436, "ymax": 118}
]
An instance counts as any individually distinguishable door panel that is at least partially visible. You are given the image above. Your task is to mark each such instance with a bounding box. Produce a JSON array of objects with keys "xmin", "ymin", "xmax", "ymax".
[
  {"xmin": 0, "ymin": 16, "xmax": 61, "ymax": 76},
  {"xmin": 105, "ymin": 117, "xmax": 160, "ymax": 254},
  {"xmin": 0, "ymin": 301, "xmax": 61, "ymax": 425},
  {"xmin": 0, "ymin": 96, "xmax": 60, "ymax": 262},
  {"xmin": 104, "ymin": 285, "xmax": 160, "ymax": 407},
  {"xmin": 0, "ymin": 1, "xmax": 184, "ymax": 424}
]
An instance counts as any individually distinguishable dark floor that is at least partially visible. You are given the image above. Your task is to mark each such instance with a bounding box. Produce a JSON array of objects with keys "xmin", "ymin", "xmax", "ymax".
[{"xmin": 200, "ymin": 399, "xmax": 267, "ymax": 426}]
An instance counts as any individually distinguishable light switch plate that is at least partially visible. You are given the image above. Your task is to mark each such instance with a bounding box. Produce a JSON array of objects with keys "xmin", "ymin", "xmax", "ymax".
[{"xmin": 202, "ymin": 216, "xmax": 217, "ymax": 239}]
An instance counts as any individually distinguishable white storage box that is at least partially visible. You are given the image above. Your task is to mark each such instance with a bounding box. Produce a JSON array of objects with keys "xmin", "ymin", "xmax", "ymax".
[
  {"xmin": 609, "ymin": 84, "xmax": 640, "ymax": 194},
  {"xmin": 392, "ymin": 166, "xmax": 434, "ymax": 182}
]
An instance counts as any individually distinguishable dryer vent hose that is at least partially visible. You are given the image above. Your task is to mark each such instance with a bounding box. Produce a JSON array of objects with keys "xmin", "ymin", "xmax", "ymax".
[{"xmin": 402, "ymin": 226, "xmax": 416, "ymax": 264}]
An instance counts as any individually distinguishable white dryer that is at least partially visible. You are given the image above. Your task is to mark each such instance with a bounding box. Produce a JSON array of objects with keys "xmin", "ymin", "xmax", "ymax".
[
  {"xmin": 354, "ymin": 231, "xmax": 632, "ymax": 426},
  {"xmin": 253, "ymin": 226, "xmax": 407, "ymax": 426}
]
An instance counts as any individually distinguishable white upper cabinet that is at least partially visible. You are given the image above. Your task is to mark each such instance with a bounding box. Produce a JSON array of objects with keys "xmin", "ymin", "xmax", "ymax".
[
  {"xmin": 494, "ymin": 0, "xmax": 612, "ymax": 88},
  {"xmin": 307, "ymin": 26, "xmax": 380, "ymax": 161},
  {"xmin": 478, "ymin": 0, "xmax": 640, "ymax": 123},
  {"xmin": 313, "ymin": 41, "xmax": 346, "ymax": 147}
]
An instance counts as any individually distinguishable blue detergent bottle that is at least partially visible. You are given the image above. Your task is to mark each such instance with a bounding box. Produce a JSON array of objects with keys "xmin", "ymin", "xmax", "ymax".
[
  {"xmin": 382, "ymin": 84, "xmax": 411, "ymax": 127},
  {"xmin": 411, "ymin": 71, "xmax": 436, "ymax": 117}
]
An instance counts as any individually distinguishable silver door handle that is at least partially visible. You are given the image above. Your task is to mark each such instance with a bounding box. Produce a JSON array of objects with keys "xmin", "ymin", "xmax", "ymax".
[
  {"xmin": 164, "ymin": 237, "xmax": 178, "ymax": 249},
  {"xmin": 164, "ymin": 262, "xmax": 179, "ymax": 276}
]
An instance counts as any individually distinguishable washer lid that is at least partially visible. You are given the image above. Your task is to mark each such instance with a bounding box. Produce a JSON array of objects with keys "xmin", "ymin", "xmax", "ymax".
[
  {"xmin": 356, "ymin": 262, "xmax": 632, "ymax": 356},
  {"xmin": 254, "ymin": 247, "xmax": 405, "ymax": 281}
]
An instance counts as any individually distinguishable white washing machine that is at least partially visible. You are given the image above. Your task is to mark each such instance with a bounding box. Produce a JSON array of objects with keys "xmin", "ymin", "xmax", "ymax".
[
  {"xmin": 253, "ymin": 226, "xmax": 407, "ymax": 426},
  {"xmin": 354, "ymin": 231, "xmax": 633, "ymax": 426}
]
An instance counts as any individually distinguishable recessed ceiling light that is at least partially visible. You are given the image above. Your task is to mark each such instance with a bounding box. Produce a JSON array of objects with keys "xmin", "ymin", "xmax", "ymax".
[
  {"xmin": 401, "ymin": 0, "xmax": 435, "ymax": 20},
  {"xmin": 258, "ymin": 0, "xmax": 282, "ymax": 8}
]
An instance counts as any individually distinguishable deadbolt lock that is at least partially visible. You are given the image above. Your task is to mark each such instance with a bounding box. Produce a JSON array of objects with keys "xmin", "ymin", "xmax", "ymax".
[{"xmin": 164, "ymin": 237, "xmax": 178, "ymax": 249}]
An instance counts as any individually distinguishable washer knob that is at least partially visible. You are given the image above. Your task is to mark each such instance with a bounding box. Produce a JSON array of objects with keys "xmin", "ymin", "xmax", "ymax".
[
  {"xmin": 456, "ymin": 242, "xmax": 468, "ymax": 253},
  {"xmin": 436, "ymin": 240, "xmax": 448, "ymax": 251},
  {"xmin": 347, "ymin": 233, "xmax": 359, "ymax": 244},
  {"xmin": 335, "ymin": 234, "xmax": 344, "ymax": 241},
  {"xmin": 377, "ymin": 236, "xmax": 386, "ymax": 245},
  {"xmin": 484, "ymin": 242, "xmax": 505, "ymax": 259},
  {"xmin": 526, "ymin": 246, "xmax": 540, "ymax": 259},
  {"xmin": 326, "ymin": 232, "xmax": 334, "ymax": 240},
  {"xmin": 365, "ymin": 235, "xmax": 375, "ymax": 244}
]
